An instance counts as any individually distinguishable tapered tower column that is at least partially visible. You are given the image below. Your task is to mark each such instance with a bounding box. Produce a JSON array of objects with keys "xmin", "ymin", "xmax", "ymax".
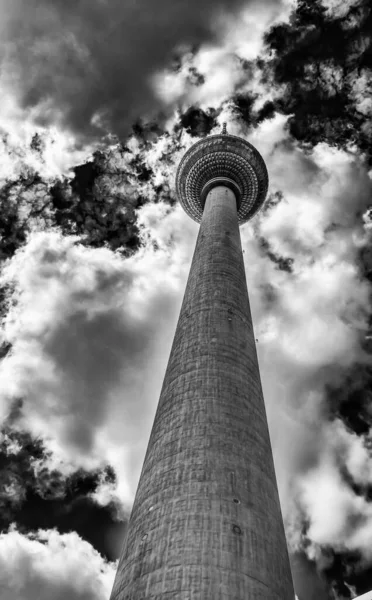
[{"xmin": 110, "ymin": 128, "xmax": 295, "ymax": 599}]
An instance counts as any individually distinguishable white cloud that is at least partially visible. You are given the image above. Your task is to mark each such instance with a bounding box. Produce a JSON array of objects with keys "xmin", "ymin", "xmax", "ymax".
[
  {"xmin": 297, "ymin": 448, "xmax": 372, "ymax": 561},
  {"xmin": 0, "ymin": 528, "xmax": 115, "ymax": 600},
  {"xmin": 0, "ymin": 204, "xmax": 196, "ymax": 506},
  {"xmin": 283, "ymin": 419, "xmax": 372, "ymax": 562},
  {"xmin": 236, "ymin": 117, "xmax": 372, "ymax": 565},
  {"xmin": 153, "ymin": 0, "xmax": 292, "ymax": 111},
  {"xmin": 0, "ymin": 79, "xmax": 94, "ymax": 182}
]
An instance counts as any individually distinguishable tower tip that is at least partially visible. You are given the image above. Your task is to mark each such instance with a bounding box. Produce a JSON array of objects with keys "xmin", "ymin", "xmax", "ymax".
[{"xmin": 222, "ymin": 122, "xmax": 227, "ymax": 135}]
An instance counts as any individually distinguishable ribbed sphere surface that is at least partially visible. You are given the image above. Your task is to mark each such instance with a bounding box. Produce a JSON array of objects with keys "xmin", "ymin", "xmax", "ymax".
[{"xmin": 176, "ymin": 133, "xmax": 268, "ymax": 224}]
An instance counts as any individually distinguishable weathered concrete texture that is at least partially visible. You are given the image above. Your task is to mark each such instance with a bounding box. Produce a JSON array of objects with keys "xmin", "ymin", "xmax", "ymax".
[{"xmin": 110, "ymin": 187, "xmax": 295, "ymax": 600}]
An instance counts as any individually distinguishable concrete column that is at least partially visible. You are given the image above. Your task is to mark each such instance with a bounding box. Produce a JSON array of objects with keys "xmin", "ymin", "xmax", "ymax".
[{"xmin": 110, "ymin": 186, "xmax": 295, "ymax": 600}]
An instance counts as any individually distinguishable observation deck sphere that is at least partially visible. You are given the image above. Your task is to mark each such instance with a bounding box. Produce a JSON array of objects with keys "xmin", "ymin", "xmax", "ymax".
[{"xmin": 176, "ymin": 131, "xmax": 269, "ymax": 224}]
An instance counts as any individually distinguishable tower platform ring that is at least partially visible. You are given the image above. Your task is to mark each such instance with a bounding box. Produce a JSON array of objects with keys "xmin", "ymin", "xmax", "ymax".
[{"xmin": 176, "ymin": 133, "xmax": 268, "ymax": 224}]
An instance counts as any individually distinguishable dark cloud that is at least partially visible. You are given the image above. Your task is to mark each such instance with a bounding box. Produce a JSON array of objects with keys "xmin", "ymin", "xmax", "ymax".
[
  {"xmin": 348, "ymin": 565, "xmax": 372, "ymax": 597},
  {"xmin": 323, "ymin": 550, "xmax": 372, "ymax": 598},
  {"xmin": 0, "ymin": 140, "xmax": 158, "ymax": 262},
  {"xmin": 229, "ymin": 91, "xmax": 283, "ymax": 130},
  {"xmin": 232, "ymin": 92, "xmax": 256, "ymax": 124},
  {"xmin": 179, "ymin": 107, "xmax": 218, "ymax": 137},
  {"xmin": 360, "ymin": 236, "xmax": 372, "ymax": 284},
  {"xmin": 54, "ymin": 154, "xmax": 141, "ymax": 252},
  {"xmin": 42, "ymin": 306, "xmax": 147, "ymax": 453},
  {"xmin": 0, "ymin": 343, "xmax": 11, "ymax": 360},
  {"xmin": 0, "ymin": 428, "xmax": 125, "ymax": 561},
  {"xmin": 327, "ymin": 364, "xmax": 372, "ymax": 436},
  {"xmin": 258, "ymin": 235, "xmax": 294, "ymax": 272},
  {"xmin": 0, "ymin": 0, "xmax": 262, "ymax": 139},
  {"xmin": 0, "ymin": 179, "xmax": 31, "ymax": 260},
  {"xmin": 300, "ymin": 362, "xmax": 372, "ymax": 597},
  {"xmin": 263, "ymin": 0, "xmax": 372, "ymax": 163}
]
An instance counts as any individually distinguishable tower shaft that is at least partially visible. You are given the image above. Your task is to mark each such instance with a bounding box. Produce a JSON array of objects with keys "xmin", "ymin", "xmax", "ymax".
[{"xmin": 110, "ymin": 186, "xmax": 294, "ymax": 599}]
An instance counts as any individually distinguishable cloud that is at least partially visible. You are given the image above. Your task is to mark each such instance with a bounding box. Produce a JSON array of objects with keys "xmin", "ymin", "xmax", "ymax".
[
  {"xmin": 153, "ymin": 1, "xmax": 292, "ymax": 118},
  {"xmin": 233, "ymin": 116, "xmax": 372, "ymax": 574},
  {"xmin": 0, "ymin": 0, "xmax": 284, "ymax": 140},
  {"xmin": 0, "ymin": 204, "xmax": 196, "ymax": 505},
  {"xmin": 262, "ymin": 0, "xmax": 372, "ymax": 164},
  {"xmin": 0, "ymin": 122, "xmax": 93, "ymax": 183},
  {"xmin": 297, "ymin": 439, "xmax": 372, "ymax": 560},
  {"xmin": 0, "ymin": 528, "xmax": 115, "ymax": 600},
  {"xmin": 0, "ymin": 427, "xmax": 125, "ymax": 562},
  {"xmin": 0, "ymin": 130, "xmax": 180, "ymax": 263}
]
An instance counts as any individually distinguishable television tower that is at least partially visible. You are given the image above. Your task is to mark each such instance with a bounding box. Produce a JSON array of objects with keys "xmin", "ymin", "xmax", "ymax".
[{"xmin": 110, "ymin": 125, "xmax": 295, "ymax": 599}]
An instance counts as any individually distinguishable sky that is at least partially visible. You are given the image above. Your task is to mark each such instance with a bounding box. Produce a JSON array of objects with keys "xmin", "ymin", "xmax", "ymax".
[{"xmin": 0, "ymin": 0, "xmax": 371, "ymax": 598}]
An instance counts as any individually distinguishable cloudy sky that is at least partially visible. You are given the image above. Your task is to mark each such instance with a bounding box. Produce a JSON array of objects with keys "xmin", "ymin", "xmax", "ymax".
[{"xmin": 0, "ymin": 0, "xmax": 371, "ymax": 598}]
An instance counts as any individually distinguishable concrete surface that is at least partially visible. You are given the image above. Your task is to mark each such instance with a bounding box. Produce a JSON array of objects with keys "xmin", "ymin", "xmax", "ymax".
[{"xmin": 110, "ymin": 186, "xmax": 295, "ymax": 600}]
